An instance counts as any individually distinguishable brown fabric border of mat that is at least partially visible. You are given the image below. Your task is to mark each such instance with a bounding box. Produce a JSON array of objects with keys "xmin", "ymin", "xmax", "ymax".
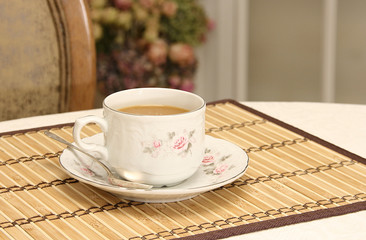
[
  {"xmin": 178, "ymin": 201, "xmax": 366, "ymax": 240},
  {"xmin": 1, "ymin": 99, "xmax": 365, "ymax": 239}
]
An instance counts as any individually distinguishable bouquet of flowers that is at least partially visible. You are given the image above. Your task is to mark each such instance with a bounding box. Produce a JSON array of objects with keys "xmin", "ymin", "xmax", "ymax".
[{"xmin": 89, "ymin": 0, "xmax": 213, "ymax": 96}]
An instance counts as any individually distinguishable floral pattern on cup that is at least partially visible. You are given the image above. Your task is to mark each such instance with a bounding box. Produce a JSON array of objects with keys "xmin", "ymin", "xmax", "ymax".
[
  {"xmin": 143, "ymin": 130, "xmax": 195, "ymax": 158},
  {"xmin": 202, "ymin": 148, "xmax": 232, "ymax": 175}
]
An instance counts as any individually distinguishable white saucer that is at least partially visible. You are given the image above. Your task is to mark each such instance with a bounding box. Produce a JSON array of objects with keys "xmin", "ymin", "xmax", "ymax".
[{"xmin": 59, "ymin": 134, "xmax": 249, "ymax": 203}]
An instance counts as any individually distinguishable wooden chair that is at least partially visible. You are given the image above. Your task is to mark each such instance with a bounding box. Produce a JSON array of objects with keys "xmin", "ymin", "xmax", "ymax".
[{"xmin": 0, "ymin": 0, "xmax": 96, "ymax": 121}]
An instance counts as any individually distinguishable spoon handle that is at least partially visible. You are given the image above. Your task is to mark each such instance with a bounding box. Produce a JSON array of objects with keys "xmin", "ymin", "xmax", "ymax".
[
  {"xmin": 44, "ymin": 131, "xmax": 153, "ymax": 189},
  {"xmin": 44, "ymin": 131, "xmax": 114, "ymax": 174},
  {"xmin": 45, "ymin": 131, "xmax": 96, "ymax": 159}
]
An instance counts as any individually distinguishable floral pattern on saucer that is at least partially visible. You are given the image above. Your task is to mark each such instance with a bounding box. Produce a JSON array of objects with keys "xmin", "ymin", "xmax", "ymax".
[
  {"xmin": 59, "ymin": 134, "xmax": 249, "ymax": 203},
  {"xmin": 202, "ymin": 148, "xmax": 233, "ymax": 176}
]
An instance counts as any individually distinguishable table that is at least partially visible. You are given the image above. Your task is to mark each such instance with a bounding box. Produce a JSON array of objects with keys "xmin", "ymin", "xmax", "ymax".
[{"xmin": 0, "ymin": 101, "xmax": 365, "ymax": 239}]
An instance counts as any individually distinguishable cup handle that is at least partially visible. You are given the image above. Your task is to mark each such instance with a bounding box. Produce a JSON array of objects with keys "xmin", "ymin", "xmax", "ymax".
[{"xmin": 73, "ymin": 115, "xmax": 108, "ymax": 161}]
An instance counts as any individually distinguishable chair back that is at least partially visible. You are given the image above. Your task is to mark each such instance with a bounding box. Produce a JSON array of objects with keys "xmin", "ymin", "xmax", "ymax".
[{"xmin": 0, "ymin": 0, "xmax": 96, "ymax": 121}]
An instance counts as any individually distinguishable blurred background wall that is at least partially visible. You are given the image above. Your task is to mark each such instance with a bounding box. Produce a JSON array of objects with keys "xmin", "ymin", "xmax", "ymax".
[{"xmin": 195, "ymin": 0, "xmax": 366, "ymax": 104}]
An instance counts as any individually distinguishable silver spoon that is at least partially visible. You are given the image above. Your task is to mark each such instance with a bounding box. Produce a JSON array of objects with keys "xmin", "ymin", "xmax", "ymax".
[{"xmin": 44, "ymin": 131, "xmax": 153, "ymax": 189}]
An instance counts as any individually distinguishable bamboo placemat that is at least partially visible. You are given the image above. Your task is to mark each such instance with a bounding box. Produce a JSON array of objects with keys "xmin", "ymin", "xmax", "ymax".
[{"xmin": 0, "ymin": 100, "xmax": 365, "ymax": 239}]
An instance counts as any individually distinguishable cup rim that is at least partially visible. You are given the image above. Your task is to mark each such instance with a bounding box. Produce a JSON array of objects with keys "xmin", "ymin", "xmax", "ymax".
[{"xmin": 103, "ymin": 88, "xmax": 206, "ymax": 117}]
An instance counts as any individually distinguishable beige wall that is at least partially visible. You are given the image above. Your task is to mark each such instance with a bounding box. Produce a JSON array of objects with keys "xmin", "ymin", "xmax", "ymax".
[
  {"xmin": 196, "ymin": 0, "xmax": 366, "ymax": 104},
  {"xmin": 248, "ymin": 0, "xmax": 323, "ymax": 102},
  {"xmin": 336, "ymin": 0, "xmax": 366, "ymax": 103}
]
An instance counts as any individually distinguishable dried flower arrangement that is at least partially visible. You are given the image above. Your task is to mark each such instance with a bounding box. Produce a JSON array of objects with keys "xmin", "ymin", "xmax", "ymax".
[{"xmin": 89, "ymin": 0, "xmax": 213, "ymax": 96}]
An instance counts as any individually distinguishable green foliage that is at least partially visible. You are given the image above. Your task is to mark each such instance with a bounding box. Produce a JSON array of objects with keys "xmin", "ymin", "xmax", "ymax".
[{"xmin": 160, "ymin": 0, "xmax": 208, "ymax": 46}]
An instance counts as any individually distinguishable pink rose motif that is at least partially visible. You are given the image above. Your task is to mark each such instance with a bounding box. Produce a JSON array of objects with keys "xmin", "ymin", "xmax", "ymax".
[
  {"xmin": 81, "ymin": 167, "xmax": 95, "ymax": 176},
  {"xmin": 153, "ymin": 140, "xmax": 162, "ymax": 148},
  {"xmin": 213, "ymin": 164, "xmax": 229, "ymax": 175},
  {"xmin": 173, "ymin": 136, "xmax": 188, "ymax": 150},
  {"xmin": 202, "ymin": 155, "xmax": 214, "ymax": 165}
]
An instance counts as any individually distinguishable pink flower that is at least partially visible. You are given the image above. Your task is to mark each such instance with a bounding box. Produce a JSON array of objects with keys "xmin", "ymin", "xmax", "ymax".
[
  {"xmin": 202, "ymin": 155, "xmax": 214, "ymax": 165},
  {"xmin": 153, "ymin": 140, "xmax": 162, "ymax": 148},
  {"xmin": 168, "ymin": 75, "xmax": 181, "ymax": 88},
  {"xmin": 139, "ymin": 0, "xmax": 154, "ymax": 9},
  {"xmin": 123, "ymin": 77, "xmax": 138, "ymax": 89},
  {"xmin": 180, "ymin": 78, "xmax": 194, "ymax": 92},
  {"xmin": 161, "ymin": 1, "xmax": 178, "ymax": 17},
  {"xmin": 113, "ymin": 0, "xmax": 132, "ymax": 10},
  {"xmin": 199, "ymin": 34, "xmax": 207, "ymax": 44},
  {"xmin": 173, "ymin": 136, "xmax": 188, "ymax": 150},
  {"xmin": 146, "ymin": 39, "xmax": 168, "ymax": 65},
  {"xmin": 169, "ymin": 43, "xmax": 195, "ymax": 67},
  {"xmin": 213, "ymin": 164, "xmax": 229, "ymax": 174},
  {"xmin": 207, "ymin": 18, "xmax": 216, "ymax": 31}
]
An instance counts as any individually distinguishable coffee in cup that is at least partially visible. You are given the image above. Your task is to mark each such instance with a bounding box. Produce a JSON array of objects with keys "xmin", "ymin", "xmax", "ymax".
[{"xmin": 117, "ymin": 105, "xmax": 189, "ymax": 115}]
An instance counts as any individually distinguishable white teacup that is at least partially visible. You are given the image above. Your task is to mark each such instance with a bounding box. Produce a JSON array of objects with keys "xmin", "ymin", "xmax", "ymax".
[{"xmin": 73, "ymin": 88, "xmax": 206, "ymax": 187}]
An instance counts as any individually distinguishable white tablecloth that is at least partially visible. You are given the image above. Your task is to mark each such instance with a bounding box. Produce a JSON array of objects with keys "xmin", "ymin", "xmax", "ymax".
[{"xmin": 1, "ymin": 101, "xmax": 366, "ymax": 239}]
